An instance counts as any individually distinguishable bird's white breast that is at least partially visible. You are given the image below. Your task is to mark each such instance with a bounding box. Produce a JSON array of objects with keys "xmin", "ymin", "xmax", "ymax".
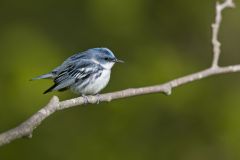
[{"xmin": 72, "ymin": 69, "xmax": 111, "ymax": 95}]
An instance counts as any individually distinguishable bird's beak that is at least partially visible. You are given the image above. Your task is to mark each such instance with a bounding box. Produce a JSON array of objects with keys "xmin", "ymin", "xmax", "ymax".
[{"xmin": 114, "ymin": 59, "xmax": 124, "ymax": 63}]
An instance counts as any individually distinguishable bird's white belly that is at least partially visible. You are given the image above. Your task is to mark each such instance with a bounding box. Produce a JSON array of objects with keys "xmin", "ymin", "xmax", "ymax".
[{"xmin": 72, "ymin": 69, "xmax": 111, "ymax": 95}]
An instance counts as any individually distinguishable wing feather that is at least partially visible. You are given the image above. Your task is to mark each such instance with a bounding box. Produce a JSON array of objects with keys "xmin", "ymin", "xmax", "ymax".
[{"xmin": 44, "ymin": 60, "xmax": 103, "ymax": 93}]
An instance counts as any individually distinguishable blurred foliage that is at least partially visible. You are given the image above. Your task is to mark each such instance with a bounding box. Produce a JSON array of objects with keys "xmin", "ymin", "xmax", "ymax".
[{"xmin": 0, "ymin": 0, "xmax": 240, "ymax": 159}]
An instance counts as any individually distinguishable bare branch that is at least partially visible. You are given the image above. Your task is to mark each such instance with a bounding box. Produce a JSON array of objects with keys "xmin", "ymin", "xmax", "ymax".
[
  {"xmin": 0, "ymin": 96, "xmax": 60, "ymax": 145},
  {"xmin": 211, "ymin": 0, "xmax": 235, "ymax": 68},
  {"xmin": 0, "ymin": 0, "xmax": 237, "ymax": 147}
]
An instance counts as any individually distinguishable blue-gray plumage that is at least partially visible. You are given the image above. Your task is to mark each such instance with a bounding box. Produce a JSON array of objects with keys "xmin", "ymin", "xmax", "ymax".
[{"xmin": 32, "ymin": 48, "xmax": 123, "ymax": 95}]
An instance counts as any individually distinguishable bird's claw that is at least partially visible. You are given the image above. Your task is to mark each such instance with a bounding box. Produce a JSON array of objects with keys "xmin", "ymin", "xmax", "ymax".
[
  {"xmin": 82, "ymin": 94, "xmax": 101, "ymax": 105},
  {"xmin": 95, "ymin": 94, "xmax": 100, "ymax": 104},
  {"xmin": 82, "ymin": 95, "xmax": 89, "ymax": 105}
]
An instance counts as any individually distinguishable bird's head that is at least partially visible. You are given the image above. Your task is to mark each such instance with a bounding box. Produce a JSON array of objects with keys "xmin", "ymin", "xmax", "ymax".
[{"xmin": 89, "ymin": 48, "xmax": 124, "ymax": 69}]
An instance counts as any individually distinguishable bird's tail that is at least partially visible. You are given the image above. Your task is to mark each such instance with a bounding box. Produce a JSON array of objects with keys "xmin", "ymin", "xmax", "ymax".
[
  {"xmin": 31, "ymin": 73, "xmax": 54, "ymax": 81},
  {"xmin": 43, "ymin": 83, "xmax": 58, "ymax": 94}
]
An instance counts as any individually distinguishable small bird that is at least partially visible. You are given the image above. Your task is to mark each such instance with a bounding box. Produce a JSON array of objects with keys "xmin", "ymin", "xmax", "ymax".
[{"xmin": 32, "ymin": 48, "xmax": 123, "ymax": 98}]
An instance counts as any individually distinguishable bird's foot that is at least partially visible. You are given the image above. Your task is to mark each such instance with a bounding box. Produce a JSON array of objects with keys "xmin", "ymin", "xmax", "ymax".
[
  {"xmin": 95, "ymin": 94, "xmax": 101, "ymax": 104},
  {"xmin": 82, "ymin": 95, "xmax": 89, "ymax": 105}
]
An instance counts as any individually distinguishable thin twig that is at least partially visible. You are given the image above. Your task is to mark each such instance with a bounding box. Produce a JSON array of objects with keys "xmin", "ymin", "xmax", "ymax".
[
  {"xmin": 211, "ymin": 0, "xmax": 235, "ymax": 68},
  {"xmin": 0, "ymin": 0, "xmax": 237, "ymax": 147}
]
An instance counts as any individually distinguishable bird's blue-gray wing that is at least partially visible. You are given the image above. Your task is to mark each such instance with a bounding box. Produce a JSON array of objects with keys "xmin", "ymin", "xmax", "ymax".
[{"xmin": 44, "ymin": 60, "xmax": 102, "ymax": 94}]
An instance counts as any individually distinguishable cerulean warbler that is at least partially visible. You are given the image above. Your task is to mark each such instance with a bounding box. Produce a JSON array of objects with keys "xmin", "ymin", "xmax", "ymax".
[{"xmin": 32, "ymin": 48, "xmax": 123, "ymax": 96}]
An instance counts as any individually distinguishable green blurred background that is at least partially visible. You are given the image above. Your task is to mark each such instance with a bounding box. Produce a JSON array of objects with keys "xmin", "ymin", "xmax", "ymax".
[{"xmin": 0, "ymin": 0, "xmax": 240, "ymax": 159}]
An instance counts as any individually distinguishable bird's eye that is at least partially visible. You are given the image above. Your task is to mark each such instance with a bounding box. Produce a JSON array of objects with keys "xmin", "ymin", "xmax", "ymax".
[{"xmin": 104, "ymin": 57, "xmax": 110, "ymax": 61}]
